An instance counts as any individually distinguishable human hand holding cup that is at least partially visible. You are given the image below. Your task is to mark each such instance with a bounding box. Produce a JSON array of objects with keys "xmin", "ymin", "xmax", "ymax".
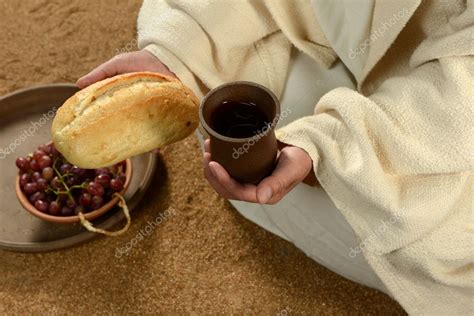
[{"xmin": 200, "ymin": 81, "xmax": 314, "ymax": 204}]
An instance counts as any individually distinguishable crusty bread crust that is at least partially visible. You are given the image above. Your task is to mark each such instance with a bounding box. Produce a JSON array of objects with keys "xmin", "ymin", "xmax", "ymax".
[{"xmin": 52, "ymin": 72, "xmax": 199, "ymax": 168}]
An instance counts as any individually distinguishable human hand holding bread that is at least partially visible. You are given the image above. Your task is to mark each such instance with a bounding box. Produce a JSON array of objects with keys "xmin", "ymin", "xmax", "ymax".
[
  {"xmin": 76, "ymin": 50, "xmax": 176, "ymax": 88},
  {"xmin": 63, "ymin": 49, "xmax": 313, "ymax": 205},
  {"xmin": 52, "ymin": 71, "xmax": 198, "ymax": 168}
]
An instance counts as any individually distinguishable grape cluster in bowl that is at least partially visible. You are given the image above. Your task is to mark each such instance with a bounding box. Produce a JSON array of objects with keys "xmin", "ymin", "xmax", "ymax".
[{"xmin": 16, "ymin": 142, "xmax": 127, "ymax": 217}]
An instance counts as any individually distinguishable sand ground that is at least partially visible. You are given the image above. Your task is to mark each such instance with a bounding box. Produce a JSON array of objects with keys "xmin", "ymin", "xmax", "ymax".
[{"xmin": 0, "ymin": 0, "xmax": 405, "ymax": 314}]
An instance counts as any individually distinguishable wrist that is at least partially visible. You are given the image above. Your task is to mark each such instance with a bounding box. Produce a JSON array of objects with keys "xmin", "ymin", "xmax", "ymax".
[{"xmin": 141, "ymin": 49, "xmax": 177, "ymax": 79}]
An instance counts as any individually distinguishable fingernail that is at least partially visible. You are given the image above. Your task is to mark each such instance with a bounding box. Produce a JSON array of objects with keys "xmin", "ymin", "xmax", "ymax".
[
  {"xmin": 210, "ymin": 164, "xmax": 218, "ymax": 178},
  {"xmin": 259, "ymin": 187, "xmax": 273, "ymax": 204},
  {"xmin": 76, "ymin": 79, "xmax": 86, "ymax": 88}
]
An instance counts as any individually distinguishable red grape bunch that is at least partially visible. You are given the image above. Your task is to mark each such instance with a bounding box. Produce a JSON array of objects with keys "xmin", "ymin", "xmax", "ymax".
[{"xmin": 16, "ymin": 142, "xmax": 127, "ymax": 216}]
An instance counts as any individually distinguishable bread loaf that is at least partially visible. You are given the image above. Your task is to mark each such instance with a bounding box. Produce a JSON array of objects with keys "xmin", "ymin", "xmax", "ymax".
[{"xmin": 52, "ymin": 72, "xmax": 199, "ymax": 168}]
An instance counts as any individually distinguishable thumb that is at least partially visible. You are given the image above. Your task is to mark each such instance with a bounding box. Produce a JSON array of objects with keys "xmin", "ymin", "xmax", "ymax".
[
  {"xmin": 257, "ymin": 146, "xmax": 312, "ymax": 204},
  {"xmin": 256, "ymin": 148, "xmax": 308, "ymax": 204}
]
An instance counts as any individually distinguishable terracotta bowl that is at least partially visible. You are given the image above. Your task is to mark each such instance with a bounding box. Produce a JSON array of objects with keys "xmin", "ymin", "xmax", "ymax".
[{"xmin": 16, "ymin": 159, "xmax": 133, "ymax": 224}]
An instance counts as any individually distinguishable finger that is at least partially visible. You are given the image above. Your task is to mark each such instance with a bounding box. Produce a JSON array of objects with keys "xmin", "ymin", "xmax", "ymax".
[
  {"xmin": 202, "ymin": 152, "xmax": 233, "ymax": 199},
  {"xmin": 76, "ymin": 54, "xmax": 135, "ymax": 88},
  {"xmin": 76, "ymin": 66, "xmax": 112, "ymax": 89},
  {"xmin": 265, "ymin": 180, "xmax": 300, "ymax": 205},
  {"xmin": 208, "ymin": 161, "xmax": 258, "ymax": 202},
  {"xmin": 204, "ymin": 139, "xmax": 210, "ymax": 153},
  {"xmin": 76, "ymin": 57, "xmax": 120, "ymax": 88},
  {"xmin": 256, "ymin": 150, "xmax": 306, "ymax": 204},
  {"xmin": 202, "ymin": 140, "xmax": 235, "ymax": 199}
]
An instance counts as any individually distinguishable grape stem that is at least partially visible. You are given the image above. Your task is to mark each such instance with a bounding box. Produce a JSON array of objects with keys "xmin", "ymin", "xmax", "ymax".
[
  {"xmin": 51, "ymin": 158, "xmax": 76, "ymax": 201},
  {"xmin": 69, "ymin": 184, "xmax": 88, "ymax": 191}
]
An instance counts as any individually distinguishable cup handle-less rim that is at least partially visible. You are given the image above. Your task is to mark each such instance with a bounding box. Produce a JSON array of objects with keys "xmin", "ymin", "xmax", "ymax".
[{"xmin": 199, "ymin": 81, "xmax": 280, "ymax": 143}]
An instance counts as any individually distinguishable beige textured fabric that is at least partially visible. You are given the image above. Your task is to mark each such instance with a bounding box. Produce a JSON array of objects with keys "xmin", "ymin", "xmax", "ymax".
[
  {"xmin": 138, "ymin": 0, "xmax": 336, "ymax": 98},
  {"xmin": 138, "ymin": 0, "xmax": 474, "ymax": 314}
]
